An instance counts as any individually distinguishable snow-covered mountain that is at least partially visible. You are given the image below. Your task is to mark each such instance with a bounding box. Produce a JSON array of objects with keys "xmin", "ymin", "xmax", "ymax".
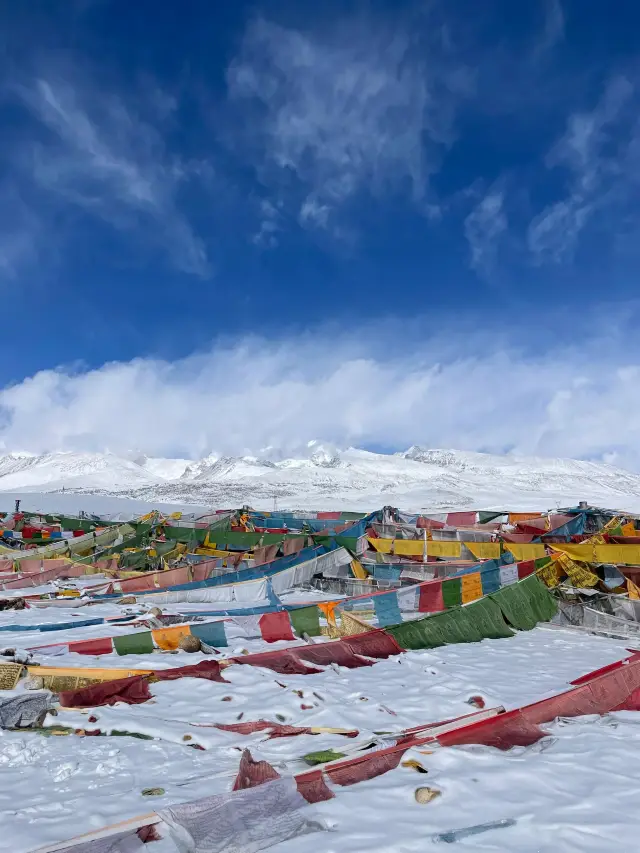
[
  {"xmin": 0, "ymin": 451, "xmax": 160, "ymax": 491},
  {"xmin": 2, "ymin": 443, "xmax": 640, "ymax": 512}
]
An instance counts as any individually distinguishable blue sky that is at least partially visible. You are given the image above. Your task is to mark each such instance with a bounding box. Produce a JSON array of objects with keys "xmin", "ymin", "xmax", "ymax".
[{"xmin": 1, "ymin": 0, "xmax": 640, "ymax": 464}]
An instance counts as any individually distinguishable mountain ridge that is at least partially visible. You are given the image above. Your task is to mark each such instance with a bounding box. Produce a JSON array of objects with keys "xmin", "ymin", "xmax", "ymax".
[{"xmin": 0, "ymin": 445, "xmax": 639, "ymax": 512}]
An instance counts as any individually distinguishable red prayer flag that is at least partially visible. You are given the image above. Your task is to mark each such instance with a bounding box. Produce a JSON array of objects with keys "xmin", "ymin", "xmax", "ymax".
[
  {"xmin": 59, "ymin": 675, "xmax": 151, "ymax": 708},
  {"xmin": 259, "ymin": 611, "xmax": 295, "ymax": 643},
  {"xmin": 517, "ymin": 560, "xmax": 537, "ymax": 579},
  {"xmin": 233, "ymin": 749, "xmax": 281, "ymax": 790},
  {"xmin": 70, "ymin": 637, "xmax": 115, "ymax": 656},
  {"xmin": 446, "ymin": 511, "xmax": 477, "ymax": 527},
  {"xmin": 418, "ymin": 580, "xmax": 445, "ymax": 613}
]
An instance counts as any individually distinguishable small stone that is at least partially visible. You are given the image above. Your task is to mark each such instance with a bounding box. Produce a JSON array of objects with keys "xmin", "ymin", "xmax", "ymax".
[
  {"xmin": 178, "ymin": 635, "xmax": 201, "ymax": 653},
  {"xmin": 23, "ymin": 675, "xmax": 44, "ymax": 690},
  {"xmin": 182, "ymin": 734, "xmax": 192, "ymax": 741},
  {"xmin": 118, "ymin": 596, "xmax": 137, "ymax": 605},
  {"xmin": 414, "ymin": 786, "xmax": 441, "ymax": 804},
  {"xmin": 141, "ymin": 788, "xmax": 165, "ymax": 797},
  {"xmin": 221, "ymin": 696, "xmax": 233, "ymax": 702},
  {"xmin": 149, "ymin": 607, "xmax": 162, "ymax": 617}
]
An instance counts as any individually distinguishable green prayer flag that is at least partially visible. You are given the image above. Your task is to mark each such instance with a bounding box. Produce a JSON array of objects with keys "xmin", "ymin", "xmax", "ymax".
[
  {"xmin": 334, "ymin": 536, "xmax": 360, "ymax": 555},
  {"xmin": 442, "ymin": 578, "xmax": 462, "ymax": 608},
  {"xmin": 463, "ymin": 596, "xmax": 514, "ymax": 639},
  {"xmin": 387, "ymin": 612, "xmax": 448, "ymax": 650},
  {"xmin": 478, "ymin": 511, "xmax": 505, "ymax": 524},
  {"xmin": 443, "ymin": 607, "xmax": 483, "ymax": 644},
  {"xmin": 289, "ymin": 605, "xmax": 321, "ymax": 637},
  {"xmin": 113, "ymin": 631, "xmax": 155, "ymax": 656},
  {"xmin": 489, "ymin": 575, "xmax": 556, "ymax": 631}
]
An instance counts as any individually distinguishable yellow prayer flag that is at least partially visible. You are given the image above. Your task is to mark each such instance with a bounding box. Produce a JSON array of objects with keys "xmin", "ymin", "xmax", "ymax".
[
  {"xmin": 564, "ymin": 562, "xmax": 600, "ymax": 588},
  {"xmin": 549, "ymin": 543, "xmax": 597, "ymax": 562},
  {"xmin": 553, "ymin": 540, "xmax": 640, "ymax": 565},
  {"xmin": 426, "ymin": 540, "xmax": 462, "ymax": 558},
  {"xmin": 392, "ymin": 539, "xmax": 424, "ymax": 556},
  {"xmin": 464, "ymin": 542, "xmax": 501, "ymax": 560},
  {"xmin": 628, "ymin": 578, "xmax": 640, "ymax": 600},
  {"xmin": 350, "ymin": 559, "xmax": 369, "ymax": 580},
  {"xmin": 461, "ymin": 572, "xmax": 483, "ymax": 603},
  {"xmin": 368, "ymin": 538, "xmax": 392, "ymax": 554},
  {"xmin": 537, "ymin": 559, "xmax": 561, "ymax": 588},
  {"xmin": 553, "ymin": 551, "xmax": 599, "ymax": 587},
  {"xmin": 505, "ymin": 543, "xmax": 546, "ymax": 561},
  {"xmin": 508, "ymin": 512, "xmax": 543, "ymax": 524},
  {"xmin": 152, "ymin": 625, "xmax": 191, "ymax": 650},
  {"xmin": 595, "ymin": 544, "xmax": 640, "ymax": 564},
  {"xmin": 367, "ymin": 537, "xmax": 462, "ymax": 557}
]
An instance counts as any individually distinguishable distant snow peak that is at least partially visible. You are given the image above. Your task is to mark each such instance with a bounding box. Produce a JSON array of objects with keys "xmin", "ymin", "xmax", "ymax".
[
  {"xmin": 402, "ymin": 447, "xmax": 463, "ymax": 467},
  {"xmin": 181, "ymin": 452, "xmax": 220, "ymax": 481},
  {"xmin": 306, "ymin": 439, "xmax": 342, "ymax": 468}
]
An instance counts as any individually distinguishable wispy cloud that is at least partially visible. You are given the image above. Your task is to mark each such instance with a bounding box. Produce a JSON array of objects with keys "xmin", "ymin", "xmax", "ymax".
[
  {"xmin": 227, "ymin": 14, "xmax": 472, "ymax": 237},
  {"xmin": 10, "ymin": 71, "xmax": 211, "ymax": 276},
  {"xmin": 528, "ymin": 75, "xmax": 635, "ymax": 262},
  {"xmin": 4, "ymin": 316, "xmax": 640, "ymax": 468},
  {"xmin": 252, "ymin": 198, "xmax": 281, "ymax": 247},
  {"xmin": 0, "ymin": 186, "xmax": 42, "ymax": 277},
  {"xmin": 534, "ymin": 0, "xmax": 565, "ymax": 57},
  {"xmin": 464, "ymin": 189, "xmax": 507, "ymax": 274}
]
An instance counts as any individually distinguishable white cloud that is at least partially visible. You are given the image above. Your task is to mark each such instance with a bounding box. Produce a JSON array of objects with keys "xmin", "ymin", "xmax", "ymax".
[
  {"xmin": 12, "ymin": 73, "xmax": 210, "ymax": 276},
  {"xmin": 4, "ymin": 320, "xmax": 640, "ymax": 468},
  {"xmin": 299, "ymin": 196, "xmax": 330, "ymax": 229},
  {"xmin": 464, "ymin": 189, "xmax": 507, "ymax": 274},
  {"xmin": 227, "ymin": 15, "xmax": 471, "ymax": 233},
  {"xmin": 252, "ymin": 198, "xmax": 281, "ymax": 247},
  {"xmin": 534, "ymin": 0, "xmax": 565, "ymax": 57},
  {"xmin": 528, "ymin": 75, "xmax": 636, "ymax": 262}
]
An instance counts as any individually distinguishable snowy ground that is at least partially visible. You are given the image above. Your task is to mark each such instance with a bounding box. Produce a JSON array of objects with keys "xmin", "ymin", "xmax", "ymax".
[
  {"xmin": 0, "ymin": 490, "xmax": 209, "ymax": 519},
  {"xmin": 2, "ymin": 619, "xmax": 638, "ymax": 853}
]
